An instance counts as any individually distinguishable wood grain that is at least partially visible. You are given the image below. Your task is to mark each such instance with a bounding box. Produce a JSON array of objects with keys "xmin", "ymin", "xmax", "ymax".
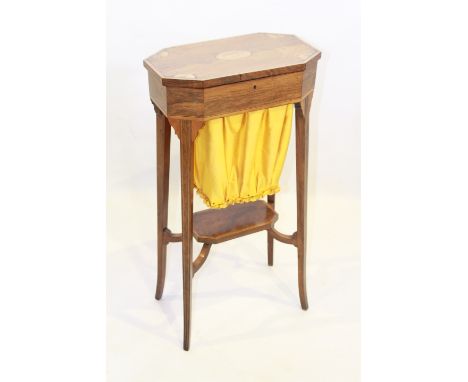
[
  {"xmin": 148, "ymin": 74, "xmax": 167, "ymax": 116},
  {"xmin": 267, "ymin": 194, "xmax": 275, "ymax": 266},
  {"xmin": 203, "ymin": 71, "xmax": 303, "ymax": 119},
  {"xmin": 269, "ymin": 227, "xmax": 297, "ymax": 246},
  {"xmin": 144, "ymin": 33, "xmax": 320, "ymax": 89},
  {"xmin": 193, "ymin": 200, "xmax": 278, "ymax": 244},
  {"xmin": 179, "ymin": 120, "xmax": 194, "ymax": 351},
  {"xmin": 155, "ymin": 105, "xmax": 171, "ymax": 300},
  {"xmin": 162, "ymin": 71, "xmax": 306, "ymax": 120},
  {"xmin": 302, "ymin": 59, "xmax": 319, "ymax": 98},
  {"xmin": 168, "ymin": 118, "xmax": 204, "ymax": 141},
  {"xmin": 146, "ymin": 33, "xmax": 320, "ymax": 122},
  {"xmin": 295, "ymin": 94, "xmax": 313, "ymax": 310},
  {"xmin": 192, "ymin": 243, "xmax": 212, "ymax": 275}
]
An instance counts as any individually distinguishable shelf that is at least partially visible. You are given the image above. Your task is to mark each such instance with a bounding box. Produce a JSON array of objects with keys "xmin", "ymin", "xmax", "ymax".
[{"xmin": 193, "ymin": 200, "xmax": 278, "ymax": 244}]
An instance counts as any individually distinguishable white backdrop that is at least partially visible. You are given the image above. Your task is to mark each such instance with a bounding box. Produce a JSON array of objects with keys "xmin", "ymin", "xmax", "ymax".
[{"xmin": 107, "ymin": 0, "xmax": 360, "ymax": 380}]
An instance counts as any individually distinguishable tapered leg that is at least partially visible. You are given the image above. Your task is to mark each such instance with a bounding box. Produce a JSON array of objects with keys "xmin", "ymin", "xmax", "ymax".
[
  {"xmin": 155, "ymin": 106, "xmax": 171, "ymax": 300},
  {"xmin": 267, "ymin": 194, "xmax": 275, "ymax": 266},
  {"xmin": 295, "ymin": 95, "xmax": 313, "ymax": 310},
  {"xmin": 180, "ymin": 120, "xmax": 194, "ymax": 351}
]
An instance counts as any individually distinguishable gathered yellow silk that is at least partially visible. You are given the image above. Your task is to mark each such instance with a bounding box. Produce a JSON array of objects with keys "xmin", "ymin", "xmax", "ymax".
[{"xmin": 194, "ymin": 104, "xmax": 293, "ymax": 208}]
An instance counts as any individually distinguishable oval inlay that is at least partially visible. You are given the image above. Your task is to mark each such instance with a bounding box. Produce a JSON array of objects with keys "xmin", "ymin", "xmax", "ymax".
[
  {"xmin": 216, "ymin": 50, "xmax": 251, "ymax": 60},
  {"xmin": 173, "ymin": 73, "xmax": 196, "ymax": 79},
  {"xmin": 158, "ymin": 50, "xmax": 169, "ymax": 57}
]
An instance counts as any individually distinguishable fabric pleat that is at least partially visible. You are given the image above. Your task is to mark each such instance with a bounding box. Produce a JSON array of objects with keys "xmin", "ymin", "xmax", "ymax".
[{"xmin": 194, "ymin": 104, "xmax": 293, "ymax": 208}]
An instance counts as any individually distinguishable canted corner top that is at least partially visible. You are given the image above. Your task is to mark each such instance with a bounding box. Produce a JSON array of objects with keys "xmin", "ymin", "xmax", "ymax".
[{"xmin": 143, "ymin": 33, "xmax": 321, "ymax": 89}]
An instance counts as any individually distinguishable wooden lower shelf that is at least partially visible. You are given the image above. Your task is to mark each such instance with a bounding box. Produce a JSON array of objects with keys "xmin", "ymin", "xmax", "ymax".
[{"xmin": 193, "ymin": 200, "xmax": 278, "ymax": 244}]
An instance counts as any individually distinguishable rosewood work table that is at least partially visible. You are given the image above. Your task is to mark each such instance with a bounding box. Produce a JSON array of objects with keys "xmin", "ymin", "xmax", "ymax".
[{"xmin": 143, "ymin": 33, "xmax": 321, "ymax": 350}]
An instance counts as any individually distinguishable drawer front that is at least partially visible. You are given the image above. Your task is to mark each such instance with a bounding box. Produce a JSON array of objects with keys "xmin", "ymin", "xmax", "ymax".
[
  {"xmin": 166, "ymin": 71, "xmax": 304, "ymax": 120},
  {"xmin": 204, "ymin": 71, "xmax": 304, "ymax": 119}
]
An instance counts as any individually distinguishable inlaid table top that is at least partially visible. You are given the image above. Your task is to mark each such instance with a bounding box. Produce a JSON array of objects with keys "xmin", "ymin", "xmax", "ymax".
[{"xmin": 144, "ymin": 33, "xmax": 320, "ymax": 89}]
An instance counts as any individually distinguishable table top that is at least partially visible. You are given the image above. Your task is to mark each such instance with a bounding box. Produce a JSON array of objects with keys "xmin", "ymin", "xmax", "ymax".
[{"xmin": 144, "ymin": 33, "xmax": 320, "ymax": 89}]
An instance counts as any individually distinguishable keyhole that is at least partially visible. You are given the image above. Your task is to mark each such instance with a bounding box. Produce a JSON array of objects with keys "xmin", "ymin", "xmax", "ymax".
[{"xmin": 253, "ymin": 85, "xmax": 257, "ymax": 90}]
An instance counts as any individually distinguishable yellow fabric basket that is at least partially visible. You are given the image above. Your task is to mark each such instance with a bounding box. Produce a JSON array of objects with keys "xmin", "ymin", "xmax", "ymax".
[{"xmin": 194, "ymin": 104, "xmax": 293, "ymax": 208}]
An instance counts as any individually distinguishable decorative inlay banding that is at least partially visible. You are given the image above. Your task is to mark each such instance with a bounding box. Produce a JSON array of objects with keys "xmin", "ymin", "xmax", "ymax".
[
  {"xmin": 173, "ymin": 73, "xmax": 196, "ymax": 79},
  {"xmin": 216, "ymin": 50, "xmax": 251, "ymax": 60},
  {"xmin": 297, "ymin": 52, "xmax": 312, "ymax": 60}
]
